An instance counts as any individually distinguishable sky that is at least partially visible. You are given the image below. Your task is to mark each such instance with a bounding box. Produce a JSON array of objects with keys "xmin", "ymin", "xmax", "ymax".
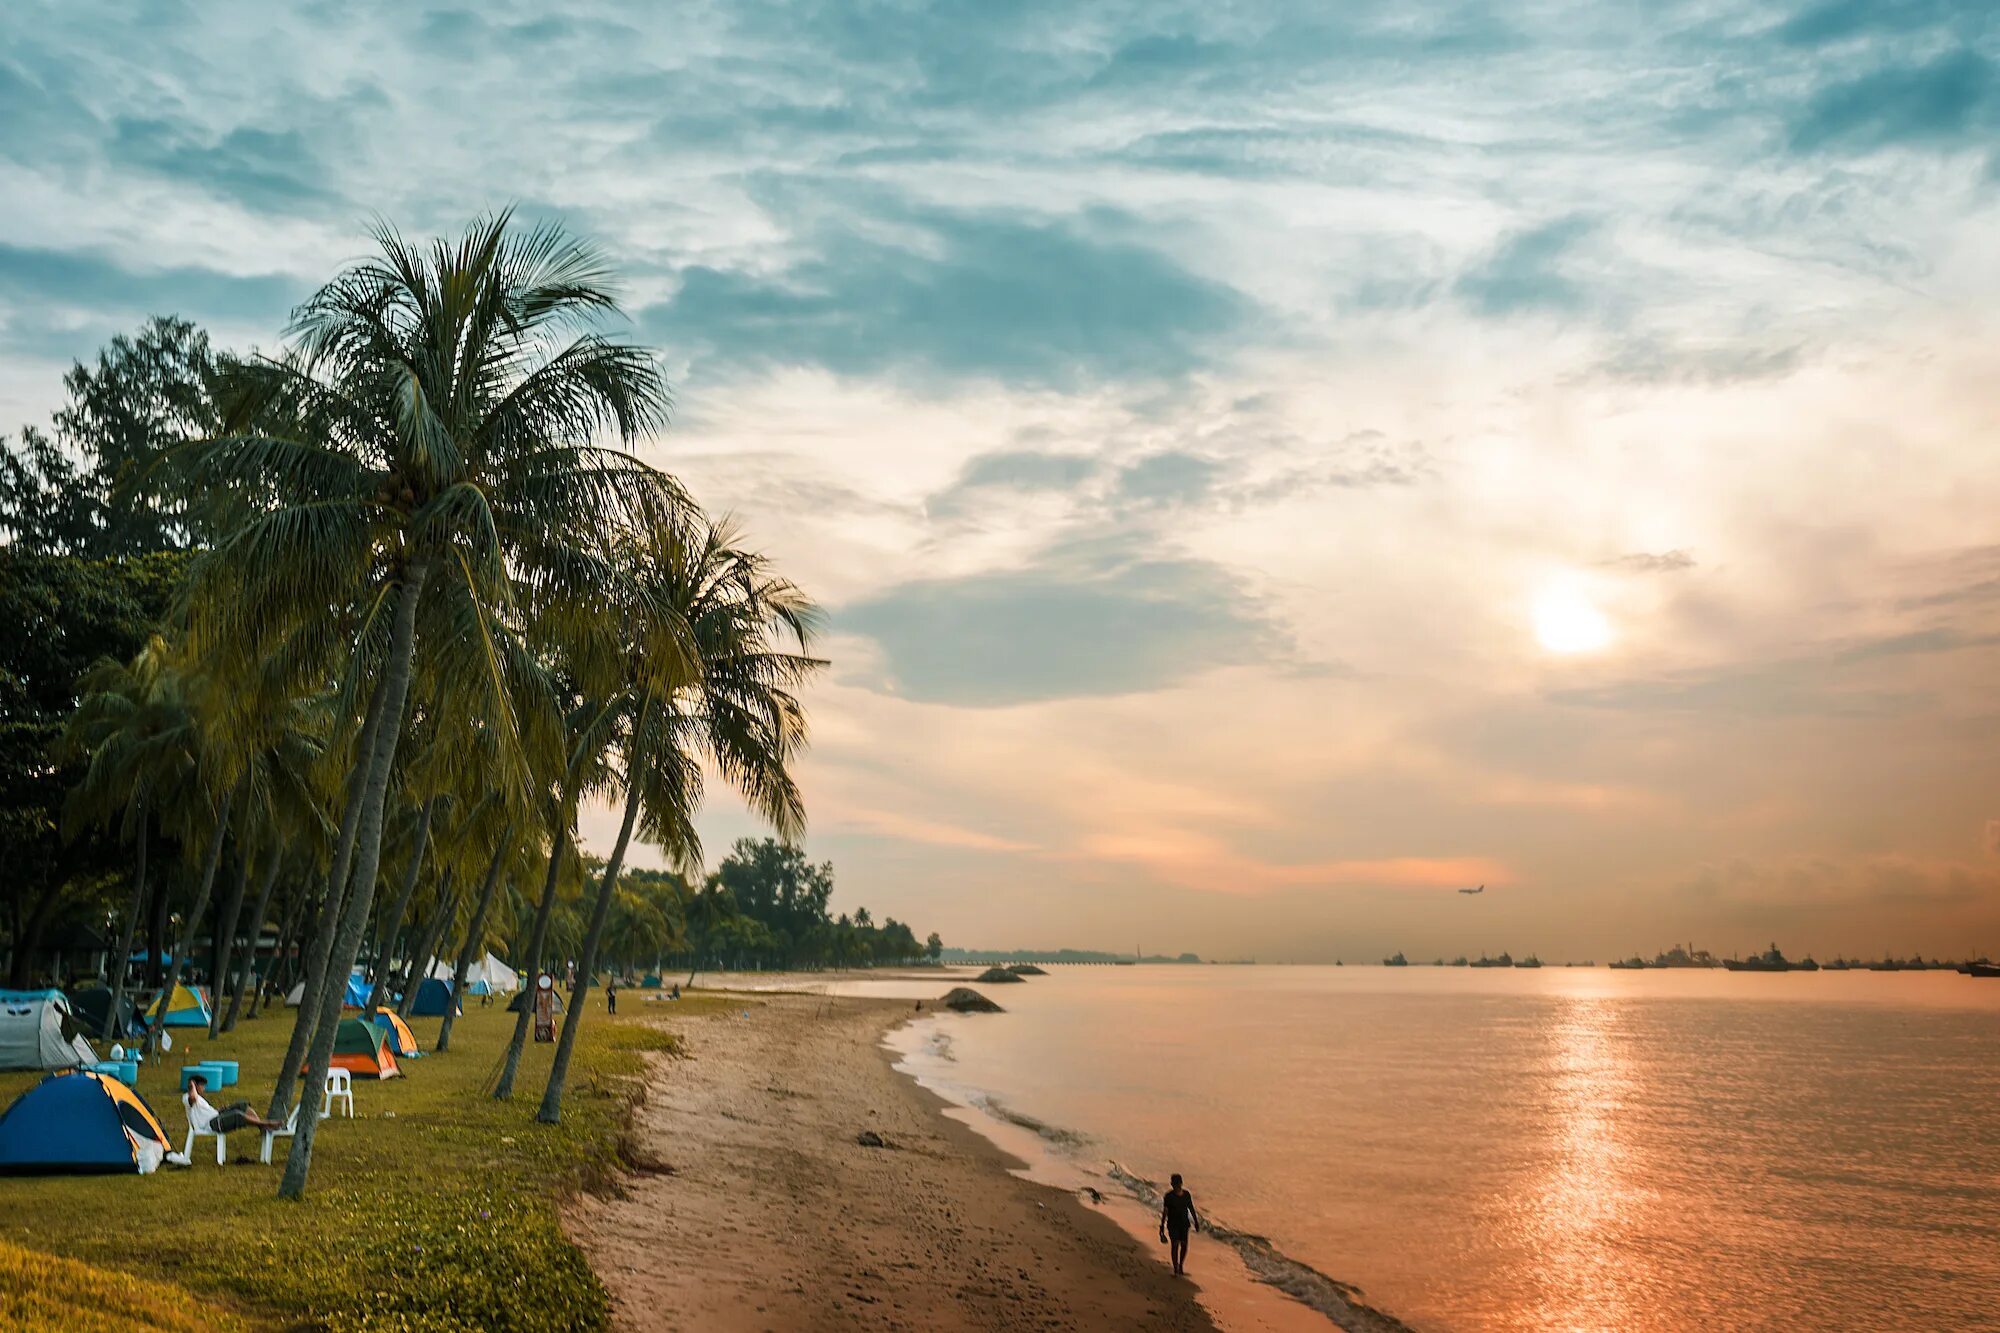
[{"xmin": 4, "ymin": 0, "xmax": 2000, "ymax": 962}]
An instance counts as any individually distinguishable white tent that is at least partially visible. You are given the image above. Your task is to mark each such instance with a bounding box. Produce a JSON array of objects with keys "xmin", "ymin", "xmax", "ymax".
[
  {"xmin": 283, "ymin": 980, "xmax": 304, "ymax": 1007},
  {"xmin": 0, "ymin": 989, "xmax": 95, "ymax": 1071},
  {"xmin": 429, "ymin": 951, "xmax": 519, "ymax": 994}
]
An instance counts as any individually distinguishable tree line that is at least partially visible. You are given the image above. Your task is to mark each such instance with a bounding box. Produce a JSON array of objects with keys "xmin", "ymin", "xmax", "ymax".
[{"xmin": 0, "ymin": 215, "xmax": 941, "ymax": 1202}]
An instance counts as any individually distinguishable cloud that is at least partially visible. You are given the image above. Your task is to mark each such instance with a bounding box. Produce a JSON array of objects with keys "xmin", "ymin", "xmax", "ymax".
[
  {"xmin": 1454, "ymin": 215, "xmax": 1598, "ymax": 316},
  {"xmin": 1678, "ymin": 855, "xmax": 2000, "ymax": 910},
  {"xmin": 0, "ymin": 243, "xmax": 301, "ymax": 323},
  {"xmin": 927, "ymin": 448, "xmax": 1102, "ymax": 518},
  {"xmin": 1789, "ymin": 48, "xmax": 1997, "ymax": 152},
  {"xmin": 644, "ymin": 207, "xmax": 1250, "ymax": 386},
  {"xmin": 1602, "ymin": 550, "xmax": 1696, "ymax": 574},
  {"xmin": 1551, "ymin": 624, "xmax": 2000, "ymax": 718},
  {"xmin": 1775, "ymin": 0, "xmax": 1997, "ymax": 49},
  {"xmin": 108, "ymin": 118, "xmax": 333, "ymax": 212},
  {"xmin": 837, "ymin": 536, "xmax": 1286, "ymax": 706},
  {"xmin": 1115, "ymin": 451, "xmax": 1225, "ymax": 508}
]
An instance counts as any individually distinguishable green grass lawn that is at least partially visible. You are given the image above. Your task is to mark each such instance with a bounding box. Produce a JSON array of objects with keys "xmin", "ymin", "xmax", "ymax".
[{"xmin": 0, "ymin": 991, "xmax": 727, "ymax": 1331}]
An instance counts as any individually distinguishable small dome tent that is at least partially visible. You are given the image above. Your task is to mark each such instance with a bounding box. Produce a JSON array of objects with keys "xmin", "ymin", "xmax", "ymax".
[
  {"xmin": 339, "ymin": 970, "xmax": 371, "ymax": 1009},
  {"xmin": 0, "ymin": 1070, "xmax": 167, "ymax": 1174},
  {"xmin": 367, "ymin": 1010, "xmax": 423, "ymax": 1059},
  {"xmin": 144, "ymin": 983, "xmax": 212, "ymax": 1028},
  {"xmin": 0, "ymin": 990, "xmax": 95, "ymax": 1071},
  {"xmin": 322, "ymin": 1017, "xmax": 399, "ymax": 1079},
  {"xmin": 65, "ymin": 986, "xmax": 137, "ymax": 1041},
  {"xmin": 410, "ymin": 977, "xmax": 457, "ymax": 1016}
]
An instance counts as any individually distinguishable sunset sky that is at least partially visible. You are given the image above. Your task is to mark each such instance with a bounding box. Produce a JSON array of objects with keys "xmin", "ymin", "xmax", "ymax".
[{"xmin": 5, "ymin": 1, "xmax": 1999, "ymax": 960}]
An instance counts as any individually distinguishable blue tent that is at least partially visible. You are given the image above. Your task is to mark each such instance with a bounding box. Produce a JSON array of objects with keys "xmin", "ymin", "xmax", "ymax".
[
  {"xmin": 341, "ymin": 971, "xmax": 371, "ymax": 1008},
  {"xmin": 410, "ymin": 977, "xmax": 458, "ymax": 1016},
  {"xmin": 466, "ymin": 977, "xmax": 492, "ymax": 996},
  {"xmin": 0, "ymin": 1070, "xmax": 169, "ymax": 1175}
]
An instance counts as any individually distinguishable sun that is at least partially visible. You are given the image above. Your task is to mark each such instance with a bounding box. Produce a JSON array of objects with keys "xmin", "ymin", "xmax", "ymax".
[{"xmin": 1533, "ymin": 585, "xmax": 1613, "ymax": 654}]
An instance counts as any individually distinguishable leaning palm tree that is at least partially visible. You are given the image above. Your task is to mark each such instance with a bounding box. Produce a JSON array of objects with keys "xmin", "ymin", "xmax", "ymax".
[
  {"xmin": 179, "ymin": 212, "xmax": 684, "ymax": 1199},
  {"xmin": 537, "ymin": 516, "xmax": 822, "ymax": 1123}
]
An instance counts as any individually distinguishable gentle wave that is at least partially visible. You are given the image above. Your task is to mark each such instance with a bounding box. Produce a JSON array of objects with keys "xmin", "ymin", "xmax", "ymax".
[
  {"xmin": 967, "ymin": 1091, "xmax": 1093, "ymax": 1150},
  {"xmin": 1107, "ymin": 1162, "xmax": 1415, "ymax": 1333}
]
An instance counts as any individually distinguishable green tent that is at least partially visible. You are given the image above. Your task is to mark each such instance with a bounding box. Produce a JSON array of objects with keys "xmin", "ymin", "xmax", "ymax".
[{"xmin": 322, "ymin": 1016, "xmax": 400, "ymax": 1079}]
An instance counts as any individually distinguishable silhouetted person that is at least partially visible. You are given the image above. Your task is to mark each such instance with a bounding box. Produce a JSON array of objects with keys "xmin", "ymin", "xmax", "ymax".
[
  {"xmin": 606, "ymin": 978, "xmax": 617, "ymax": 1015},
  {"xmin": 1159, "ymin": 1173, "xmax": 1202, "ymax": 1275}
]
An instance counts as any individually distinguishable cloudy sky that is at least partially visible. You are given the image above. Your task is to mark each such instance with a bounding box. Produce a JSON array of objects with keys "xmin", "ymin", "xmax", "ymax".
[{"xmin": 6, "ymin": 0, "xmax": 2000, "ymax": 961}]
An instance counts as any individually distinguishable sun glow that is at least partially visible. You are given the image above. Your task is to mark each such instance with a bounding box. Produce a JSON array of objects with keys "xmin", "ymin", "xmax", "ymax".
[{"xmin": 1534, "ymin": 585, "xmax": 1613, "ymax": 654}]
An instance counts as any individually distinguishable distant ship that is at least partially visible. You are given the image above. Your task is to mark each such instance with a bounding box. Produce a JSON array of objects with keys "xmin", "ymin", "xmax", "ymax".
[
  {"xmin": 1608, "ymin": 956, "xmax": 1646, "ymax": 970},
  {"xmin": 1609, "ymin": 943, "xmax": 1718, "ymax": 970},
  {"xmin": 1469, "ymin": 952, "xmax": 1513, "ymax": 968},
  {"xmin": 1722, "ymin": 943, "xmax": 1805, "ymax": 972},
  {"xmin": 1383, "ymin": 952, "xmax": 1408, "ymax": 967},
  {"xmin": 1514, "ymin": 955, "xmax": 1542, "ymax": 969},
  {"xmin": 1970, "ymin": 962, "xmax": 2000, "ymax": 979}
]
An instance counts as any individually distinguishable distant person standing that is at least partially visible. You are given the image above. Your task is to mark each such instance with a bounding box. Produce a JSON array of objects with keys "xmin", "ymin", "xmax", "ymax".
[
  {"xmin": 606, "ymin": 977, "xmax": 617, "ymax": 1015},
  {"xmin": 1159, "ymin": 1173, "xmax": 1202, "ymax": 1275}
]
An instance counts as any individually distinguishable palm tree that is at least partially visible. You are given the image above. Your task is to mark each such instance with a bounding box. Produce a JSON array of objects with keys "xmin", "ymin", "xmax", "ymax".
[
  {"xmin": 180, "ymin": 213, "xmax": 683, "ymax": 1199},
  {"xmin": 61, "ymin": 639, "xmax": 194, "ymax": 1038},
  {"xmin": 537, "ymin": 517, "xmax": 821, "ymax": 1123}
]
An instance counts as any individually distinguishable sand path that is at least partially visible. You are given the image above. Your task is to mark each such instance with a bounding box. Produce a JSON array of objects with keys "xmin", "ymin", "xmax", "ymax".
[{"xmin": 565, "ymin": 992, "xmax": 1219, "ymax": 1332}]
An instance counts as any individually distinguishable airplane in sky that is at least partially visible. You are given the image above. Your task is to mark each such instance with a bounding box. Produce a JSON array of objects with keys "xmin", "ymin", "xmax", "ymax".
[{"xmin": 1458, "ymin": 884, "xmax": 1485, "ymax": 895}]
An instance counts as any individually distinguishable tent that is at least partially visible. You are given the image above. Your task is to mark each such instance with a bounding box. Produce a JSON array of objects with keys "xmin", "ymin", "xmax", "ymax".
[
  {"xmin": 434, "ymin": 952, "xmax": 519, "ymax": 995},
  {"xmin": 0, "ymin": 1070, "xmax": 167, "ymax": 1175},
  {"xmin": 144, "ymin": 983, "xmax": 212, "ymax": 1028},
  {"xmin": 641, "ymin": 974, "xmax": 663, "ymax": 989},
  {"xmin": 410, "ymin": 977, "xmax": 458, "ymax": 1016},
  {"xmin": 284, "ymin": 980, "xmax": 305, "ymax": 1007},
  {"xmin": 0, "ymin": 990, "xmax": 95, "ymax": 1071},
  {"xmin": 322, "ymin": 1018, "xmax": 399, "ymax": 1079},
  {"xmin": 506, "ymin": 987, "xmax": 565, "ymax": 1014},
  {"xmin": 339, "ymin": 970, "xmax": 371, "ymax": 1009},
  {"xmin": 65, "ymin": 986, "xmax": 137, "ymax": 1041},
  {"xmin": 368, "ymin": 1010, "xmax": 423, "ymax": 1059}
]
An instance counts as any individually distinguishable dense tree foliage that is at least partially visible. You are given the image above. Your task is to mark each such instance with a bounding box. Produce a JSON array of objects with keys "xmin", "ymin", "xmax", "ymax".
[{"xmin": 2, "ymin": 218, "xmax": 946, "ymax": 1199}]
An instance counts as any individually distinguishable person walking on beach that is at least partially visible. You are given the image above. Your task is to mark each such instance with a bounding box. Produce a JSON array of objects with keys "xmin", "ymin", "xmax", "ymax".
[{"xmin": 1159, "ymin": 1173, "xmax": 1202, "ymax": 1276}]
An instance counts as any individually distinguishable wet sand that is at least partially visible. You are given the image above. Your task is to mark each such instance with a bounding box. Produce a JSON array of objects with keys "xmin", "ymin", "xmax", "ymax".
[{"xmin": 565, "ymin": 991, "xmax": 1219, "ymax": 1332}]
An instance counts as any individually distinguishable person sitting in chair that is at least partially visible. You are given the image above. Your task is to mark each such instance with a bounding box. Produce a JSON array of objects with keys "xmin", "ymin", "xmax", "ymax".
[{"xmin": 184, "ymin": 1072, "xmax": 285, "ymax": 1139}]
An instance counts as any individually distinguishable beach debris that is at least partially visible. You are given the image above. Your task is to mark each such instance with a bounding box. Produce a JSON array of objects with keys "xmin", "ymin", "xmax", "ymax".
[
  {"xmin": 855, "ymin": 1130, "xmax": 895, "ymax": 1148},
  {"xmin": 974, "ymin": 967, "xmax": 1025, "ymax": 984},
  {"xmin": 940, "ymin": 987, "xmax": 1004, "ymax": 1013},
  {"xmin": 1007, "ymin": 964, "xmax": 1048, "ymax": 976},
  {"xmin": 1083, "ymin": 1186, "xmax": 1103, "ymax": 1204}
]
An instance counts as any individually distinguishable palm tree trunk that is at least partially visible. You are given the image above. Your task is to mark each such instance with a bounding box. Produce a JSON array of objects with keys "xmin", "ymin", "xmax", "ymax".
[
  {"xmin": 281, "ymin": 557, "xmax": 429, "ymax": 1200},
  {"xmin": 222, "ymin": 856, "xmax": 281, "ymax": 1033},
  {"xmin": 438, "ymin": 833, "xmax": 508, "ymax": 1053},
  {"xmin": 143, "ymin": 778, "xmax": 240, "ymax": 1060},
  {"xmin": 493, "ymin": 823, "xmax": 568, "ymax": 1099},
  {"xmin": 537, "ymin": 747, "xmax": 645, "ymax": 1124},
  {"xmin": 366, "ymin": 795, "xmax": 437, "ymax": 1012},
  {"xmin": 208, "ymin": 854, "xmax": 252, "ymax": 1038},
  {"xmin": 145, "ymin": 868, "xmax": 169, "ymax": 989},
  {"xmin": 104, "ymin": 793, "xmax": 149, "ymax": 1039},
  {"xmin": 266, "ymin": 672, "xmax": 389, "ymax": 1122},
  {"xmin": 395, "ymin": 871, "xmax": 456, "ymax": 1019}
]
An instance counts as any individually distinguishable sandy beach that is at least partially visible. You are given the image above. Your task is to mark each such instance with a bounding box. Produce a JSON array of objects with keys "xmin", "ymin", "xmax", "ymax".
[{"xmin": 565, "ymin": 991, "xmax": 1220, "ymax": 1332}]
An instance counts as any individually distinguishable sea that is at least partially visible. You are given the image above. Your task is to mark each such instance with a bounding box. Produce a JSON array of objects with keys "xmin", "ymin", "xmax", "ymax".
[{"xmin": 767, "ymin": 965, "xmax": 2000, "ymax": 1332}]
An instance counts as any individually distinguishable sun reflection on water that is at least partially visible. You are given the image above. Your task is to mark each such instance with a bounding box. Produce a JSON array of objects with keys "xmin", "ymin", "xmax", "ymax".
[{"xmin": 1527, "ymin": 995, "xmax": 1647, "ymax": 1331}]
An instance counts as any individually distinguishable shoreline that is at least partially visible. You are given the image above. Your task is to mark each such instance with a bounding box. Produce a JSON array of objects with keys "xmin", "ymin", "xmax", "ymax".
[{"xmin": 565, "ymin": 991, "xmax": 1220, "ymax": 1330}]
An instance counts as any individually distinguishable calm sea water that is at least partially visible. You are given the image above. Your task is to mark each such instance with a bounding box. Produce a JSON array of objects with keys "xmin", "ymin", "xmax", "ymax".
[{"xmin": 837, "ymin": 966, "xmax": 2000, "ymax": 1332}]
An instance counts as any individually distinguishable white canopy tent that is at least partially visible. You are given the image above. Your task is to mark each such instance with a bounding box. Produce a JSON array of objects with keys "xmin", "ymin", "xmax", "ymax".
[
  {"xmin": 0, "ymin": 989, "xmax": 96, "ymax": 1071},
  {"xmin": 428, "ymin": 952, "xmax": 519, "ymax": 994}
]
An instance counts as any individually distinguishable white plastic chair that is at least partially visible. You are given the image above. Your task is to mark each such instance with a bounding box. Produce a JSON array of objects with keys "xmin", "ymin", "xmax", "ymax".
[
  {"xmin": 183, "ymin": 1119, "xmax": 227, "ymax": 1165},
  {"xmin": 322, "ymin": 1067, "xmax": 353, "ymax": 1118},
  {"xmin": 258, "ymin": 1102, "xmax": 303, "ymax": 1164}
]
